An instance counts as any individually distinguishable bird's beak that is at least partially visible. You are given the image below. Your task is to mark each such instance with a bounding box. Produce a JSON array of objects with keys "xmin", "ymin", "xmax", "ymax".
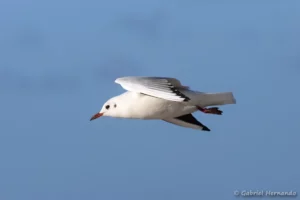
[{"xmin": 90, "ymin": 112, "xmax": 103, "ymax": 121}]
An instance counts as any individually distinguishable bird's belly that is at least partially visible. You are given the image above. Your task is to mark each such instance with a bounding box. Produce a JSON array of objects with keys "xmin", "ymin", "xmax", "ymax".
[{"xmin": 124, "ymin": 92, "xmax": 197, "ymax": 119}]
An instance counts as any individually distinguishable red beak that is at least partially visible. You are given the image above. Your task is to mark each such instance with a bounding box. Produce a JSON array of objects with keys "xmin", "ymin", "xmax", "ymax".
[{"xmin": 90, "ymin": 112, "xmax": 103, "ymax": 121}]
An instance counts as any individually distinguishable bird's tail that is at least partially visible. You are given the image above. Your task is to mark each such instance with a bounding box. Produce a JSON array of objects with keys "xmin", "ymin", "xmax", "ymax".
[{"xmin": 195, "ymin": 92, "xmax": 236, "ymax": 107}]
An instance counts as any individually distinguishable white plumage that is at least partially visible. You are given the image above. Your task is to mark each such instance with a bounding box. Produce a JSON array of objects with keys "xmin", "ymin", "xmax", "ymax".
[{"xmin": 90, "ymin": 76, "xmax": 236, "ymax": 131}]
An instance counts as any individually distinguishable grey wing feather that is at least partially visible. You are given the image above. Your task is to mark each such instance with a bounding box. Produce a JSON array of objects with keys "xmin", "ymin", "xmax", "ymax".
[{"xmin": 115, "ymin": 76, "xmax": 191, "ymax": 102}]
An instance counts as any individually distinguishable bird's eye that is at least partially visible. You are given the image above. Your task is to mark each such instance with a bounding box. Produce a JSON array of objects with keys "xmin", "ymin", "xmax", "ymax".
[{"xmin": 105, "ymin": 105, "xmax": 110, "ymax": 110}]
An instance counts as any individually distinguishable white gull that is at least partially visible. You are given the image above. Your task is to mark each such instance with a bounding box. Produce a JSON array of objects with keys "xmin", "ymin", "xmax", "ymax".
[{"xmin": 90, "ymin": 76, "xmax": 236, "ymax": 131}]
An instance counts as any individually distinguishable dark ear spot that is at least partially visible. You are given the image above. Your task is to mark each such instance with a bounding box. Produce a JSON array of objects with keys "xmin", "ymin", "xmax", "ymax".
[{"xmin": 114, "ymin": 104, "xmax": 117, "ymax": 108}]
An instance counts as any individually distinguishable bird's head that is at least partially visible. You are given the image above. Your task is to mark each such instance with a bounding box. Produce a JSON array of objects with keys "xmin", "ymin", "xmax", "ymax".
[{"xmin": 90, "ymin": 99, "xmax": 119, "ymax": 121}]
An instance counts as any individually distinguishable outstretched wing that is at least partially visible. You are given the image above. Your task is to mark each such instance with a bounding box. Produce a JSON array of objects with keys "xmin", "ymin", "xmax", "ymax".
[
  {"xmin": 115, "ymin": 76, "xmax": 190, "ymax": 102},
  {"xmin": 163, "ymin": 113, "xmax": 210, "ymax": 131}
]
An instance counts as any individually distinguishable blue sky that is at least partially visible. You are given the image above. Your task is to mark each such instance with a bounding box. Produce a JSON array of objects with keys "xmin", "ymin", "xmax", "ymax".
[{"xmin": 0, "ymin": 0, "xmax": 300, "ymax": 199}]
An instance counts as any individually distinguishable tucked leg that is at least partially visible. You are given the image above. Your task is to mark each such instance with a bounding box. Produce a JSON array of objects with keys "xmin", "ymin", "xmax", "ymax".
[{"xmin": 197, "ymin": 106, "xmax": 223, "ymax": 115}]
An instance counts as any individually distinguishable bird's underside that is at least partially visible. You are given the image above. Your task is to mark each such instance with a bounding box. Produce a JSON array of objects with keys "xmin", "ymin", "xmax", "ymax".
[{"xmin": 136, "ymin": 92, "xmax": 224, "ymax": 131}]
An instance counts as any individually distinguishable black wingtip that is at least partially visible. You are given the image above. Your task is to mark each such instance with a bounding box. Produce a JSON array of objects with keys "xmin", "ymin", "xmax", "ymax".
[{"xmin": 202, "ymin": 126, "xmax": 211, "ymax": 131}]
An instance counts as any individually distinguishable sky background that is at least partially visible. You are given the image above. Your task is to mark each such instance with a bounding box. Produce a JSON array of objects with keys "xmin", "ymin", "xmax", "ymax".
[{"xmin": 0, "ymin": 0, "xmax": 300, "ymax": 199}]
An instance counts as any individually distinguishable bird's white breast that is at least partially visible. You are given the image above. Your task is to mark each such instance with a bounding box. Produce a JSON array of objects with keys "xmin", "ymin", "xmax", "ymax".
[{"xmin": 115, "ymin": 92, "xmax": 197, "ymax": 119}]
